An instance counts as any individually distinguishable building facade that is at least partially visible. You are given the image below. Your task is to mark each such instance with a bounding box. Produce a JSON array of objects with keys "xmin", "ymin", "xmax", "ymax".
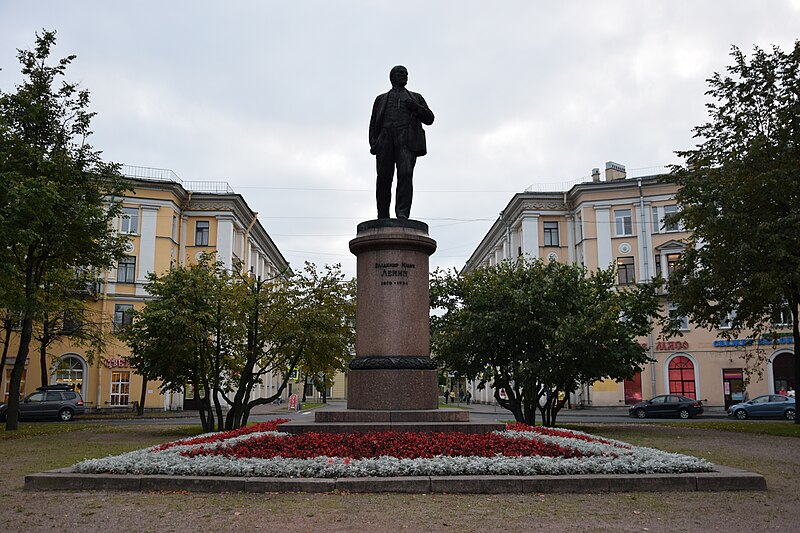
[
  {"xmin": 1, "ymin": 167, "xmax": 319, "ymax": 411},
  {"xmin": 462, "ymin": 162, "xmax": 796, "ymax": 408}
]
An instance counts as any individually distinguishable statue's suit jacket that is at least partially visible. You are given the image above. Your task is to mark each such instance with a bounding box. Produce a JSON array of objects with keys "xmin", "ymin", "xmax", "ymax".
[{"xmin": 369, "ymin": 89, "xmax": 434, "ymax": 157}]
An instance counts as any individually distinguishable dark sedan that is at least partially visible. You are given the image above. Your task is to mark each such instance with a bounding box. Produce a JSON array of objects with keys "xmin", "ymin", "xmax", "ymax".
[
  {"xmin": 727, "ymin": 394, "xmax": 795, "ymax": 420},
  {"xmin": 0, "ymin": 384, "xmax": 85, "ymax": 422},
  {"xmin": 628, "ymin": 395, "xmax": 704, "ymax": 419}
]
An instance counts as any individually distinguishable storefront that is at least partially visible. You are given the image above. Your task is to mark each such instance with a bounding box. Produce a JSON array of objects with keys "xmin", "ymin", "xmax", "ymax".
[{"xmin": 722, "ymin": 368, "xmax": 745, "ymax": 409}]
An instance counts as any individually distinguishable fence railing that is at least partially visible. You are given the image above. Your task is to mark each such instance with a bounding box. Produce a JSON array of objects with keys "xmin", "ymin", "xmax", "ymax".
[{"xmin": 121, "ymin": 165, "xmax": 234, "ymax": 194}]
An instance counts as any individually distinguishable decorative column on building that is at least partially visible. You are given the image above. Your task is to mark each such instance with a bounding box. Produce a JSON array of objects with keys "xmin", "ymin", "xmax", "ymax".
[
  {"xmin": 137, "ymin": 205, "xmax": 159, "ymax": 294},
  {"xmin": 216, "ymin": 215, "xmax": 235, "ymax": 270},
  {"xmin": 594, "ymin": 205, "xmax": 612, "ymax": 268},
  {"xmin": 520, "ymin": 212, "xmax": 540, "ymax": 258}
]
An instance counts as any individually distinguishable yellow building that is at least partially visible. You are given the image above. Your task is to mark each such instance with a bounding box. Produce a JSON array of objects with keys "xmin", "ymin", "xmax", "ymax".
[
  {"xmin": 2, "ymin": 166, "xmax": 301, "ymax": 411},
  {"xmin": 463, "ymin": 162, "xmax": 796, "ymax": 408}
]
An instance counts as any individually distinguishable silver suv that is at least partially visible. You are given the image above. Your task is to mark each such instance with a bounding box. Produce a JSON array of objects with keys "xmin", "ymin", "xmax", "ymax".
[{"xmin": 0, "ymin": 384, "xmax": 85, "ymax": 422}]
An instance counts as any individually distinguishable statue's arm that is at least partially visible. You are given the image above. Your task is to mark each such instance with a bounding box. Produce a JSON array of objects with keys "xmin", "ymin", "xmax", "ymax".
[
  {"xmin": 369, "ymin": 95, "xmax": 383, "ymax": 149},
  {"xmin": 413, "ymin": 93, "xmax": 434, "ymax": 126}
]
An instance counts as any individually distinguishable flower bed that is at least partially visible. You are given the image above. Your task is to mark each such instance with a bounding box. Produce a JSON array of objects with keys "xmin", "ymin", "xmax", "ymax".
[{"xmin": 74, "ymin": 420, "xmax": 713, "ymax": 478}]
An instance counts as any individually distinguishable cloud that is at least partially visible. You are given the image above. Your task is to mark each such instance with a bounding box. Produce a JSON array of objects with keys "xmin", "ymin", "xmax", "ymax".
[{"xmin": 2, "ymin": 0, "xmax": 799, "ymax": 277}]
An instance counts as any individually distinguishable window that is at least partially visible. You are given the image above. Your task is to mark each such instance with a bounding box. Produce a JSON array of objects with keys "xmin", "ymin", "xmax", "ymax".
[
  {"xmin": 120, "ymin": 207, "xmax": 139, "ymax": 235},
  {"xmin": 656, "ymin": 253, "xmax": 682, "ymax": 278},
  {"xmin": 543, "ymin": 221, "xmax": 559, "ymax": 247},
  {"xmin": 46, "ymin": 391, "xmax": 62, "ymax": 401},
  {"xmin": 666, "ymin": 254, "xmax": 681, "ymax": 276},
  {"xmin": 575, "ymin": 215, "xmax": 583, "ymax": 243},
  {"xmin": 668, "ymin": 356, "xmax": 696, "ymax": 399},
  {"xmin": 773, "ymin": 305, "xmax": 792, "ymax": 326},
  {"xmin": 61, "ymin": 311, "xmax": 83, "ymax": 334},
  {"xmin": 53, "ymin": 356, "xmax": 84, "ymax": 395},
  {"xmin": 652, "ymin": 205, "xmax": 680, "ymax": 233},
  {"xmin": 616, "ymin": 257, "xmax": 636, "ymax": 285},
  {"xmin": 110, "ymin": 371, "xmax": 130, "ymax": 406},
  {"xmin": 614, "ymin": 209, "xmax": 633, "ymax": 236},
  {"xmin": 171, "ymin": 215, "xmax": 178, "ymax": 241},
  {"xmin": 668, "ymin": 302, "xmax": 689, "ymax": 331},
  {"xmin": 117, "ymin": 255, "xmax": 136, "ymax": 283},
  {"xmin": 719, "ymin": 310, "xmax": 736, "ymax": 330},
  {"xmin": 3, "ymin": 368, "xmax": 26, "ymax": 402},
  {"xmin": 113, "ymin": 304, "xmax": 134, "ymax": 332},
  {"xmin": 195, "ymin": 221, "xmax": 210, "ymax": 246},
  {"xmin": 662, "ymin": 205, "xmax": 679, "ymax": 232},
  {"xmin": 27, "ymin": 392, "xmax": 46, "ymax": 403}
]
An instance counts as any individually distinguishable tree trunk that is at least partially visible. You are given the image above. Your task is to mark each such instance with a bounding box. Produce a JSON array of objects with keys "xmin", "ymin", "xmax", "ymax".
[
  {"xmin": 0, "ymin": 319, "xmax": 13, "ymax": 397},
  {"xmin": 226, "ymin": 356, "xmax": 256, "ymax": 430},
  {"xmin": 243, "ymin": 375, "xmax": 293, "ymax": 426},
  {"xmin": 212, "ymin": 387, "xmax": 225, "ymax": 432},
  {"xmin": 495, "ymin": 385, "xmax": 524, "ymax": 423},
  {"xmin": 793, "ymin": 299, "xmax": 799, "ymax": 425},
  {"xmin": 301, "ymin": 372, "xmax": 308, "ymax": 402},
  {"xmin": 538, "ymin": 390, "xmax": 569, "ymax": 427},
  {"xmin": 199, "ymin": 395, "xmax": 214, "ymax": 433},
  {"xmin": 5, "ymin": 317, "xmax": 34, "ymax": 431},
  {"xmin": 137, "ymin": 378, "xmax": 147, "ymax": 416},
  {"xmin": 39, "ymin": 320, "xmax": 50, "ymax": 387}
]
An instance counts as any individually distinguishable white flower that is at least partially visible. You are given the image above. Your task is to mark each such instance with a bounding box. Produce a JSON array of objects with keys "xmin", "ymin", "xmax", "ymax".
[{"xmin": 74, "ymin": 426, "xmax": 713, "ymax": 478}]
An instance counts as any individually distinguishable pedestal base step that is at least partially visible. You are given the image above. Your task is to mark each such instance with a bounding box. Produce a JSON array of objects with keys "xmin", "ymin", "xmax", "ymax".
[
  {"xmin": 278, "ymin": 420, "xmax": 506, "ymax": 435},
  {"xmin": 315, "ymin": 408, "xmax": 470, "ymax": 423}
]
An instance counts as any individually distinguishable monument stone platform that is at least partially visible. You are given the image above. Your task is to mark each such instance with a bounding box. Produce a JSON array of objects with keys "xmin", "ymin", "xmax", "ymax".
[
  {"xmin": 281, "ymin": 218, "xmax": 503, "ymax": 434},
  {"xmin": 278, "ymin": 407, "xmax": 504, "ymax": 434}
]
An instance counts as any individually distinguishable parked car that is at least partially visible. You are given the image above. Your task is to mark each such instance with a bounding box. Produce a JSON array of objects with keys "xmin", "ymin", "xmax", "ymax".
[
  {"xmin": 628, "ymin": 395, "xmax": 704, "ymax": 419},
  {"xmin": 727, "ymin": 394, "xmax": 795, "ymax": 420},
  {"xmin": 0, "ymin": 384, "xmax": 84, "ymax": 422}
]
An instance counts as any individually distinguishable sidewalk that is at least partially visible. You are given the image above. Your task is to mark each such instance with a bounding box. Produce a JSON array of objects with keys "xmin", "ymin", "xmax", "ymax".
[
  {"xmin": 82, "ymin": 399, "xmax": 296, "ymax": 421},
  {"xmin": 80, "ymin": 399, "xmax": 728, "ymax": 421},
  {"xmin": 446, "ymin": 401, "xmax": 728, "ymax": 418}
]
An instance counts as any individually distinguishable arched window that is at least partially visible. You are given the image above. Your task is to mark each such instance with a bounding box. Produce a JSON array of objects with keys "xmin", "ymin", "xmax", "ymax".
[
  {"xmin": 772, "ymin": 352, "xmax": 795, "ymax": 393},
  {"xmin": 668, "ymin": 355, "xmax": 696, "ymax": 399},
  {"xmin": 53, "ymin": 355, "xmax": 85, "ymax": 396}
]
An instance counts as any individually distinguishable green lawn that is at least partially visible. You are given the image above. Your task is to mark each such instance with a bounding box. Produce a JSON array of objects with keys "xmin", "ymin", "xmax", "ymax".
[{"xmin": 661, "ymin": 420, "xmax": 800, "ymax": 438}]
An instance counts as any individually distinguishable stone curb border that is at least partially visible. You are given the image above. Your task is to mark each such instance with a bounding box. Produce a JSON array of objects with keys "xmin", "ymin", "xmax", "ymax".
[{"xmin": 25, "ymin": 465, "xmax": 765, "ymax": 494}]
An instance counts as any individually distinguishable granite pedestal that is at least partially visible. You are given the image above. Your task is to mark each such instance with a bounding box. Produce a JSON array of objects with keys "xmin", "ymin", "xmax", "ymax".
[{"xmin": 282, "ymin": 218, "xmax": 502, "ymax": 434}]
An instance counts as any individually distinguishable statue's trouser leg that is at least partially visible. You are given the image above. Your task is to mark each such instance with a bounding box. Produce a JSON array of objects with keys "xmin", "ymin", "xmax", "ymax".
[
  {"xmin": 375, "ymin": 148, "xmax": 396, "ymax": 219},
  {"xmin": 395, "ymin": 146, "xmax": 417, "ymax": 219}
]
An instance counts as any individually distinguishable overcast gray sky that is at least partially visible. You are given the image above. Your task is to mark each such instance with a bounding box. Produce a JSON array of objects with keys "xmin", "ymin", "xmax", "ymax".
[{"xmin": 2, "ymin": 1, "xmax": 798, "ymax": 278}]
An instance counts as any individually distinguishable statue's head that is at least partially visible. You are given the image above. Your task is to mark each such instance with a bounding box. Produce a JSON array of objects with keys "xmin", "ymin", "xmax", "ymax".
[{"xmin": 389, "ymin": 65, "xmax": 408, "ymax": 88}]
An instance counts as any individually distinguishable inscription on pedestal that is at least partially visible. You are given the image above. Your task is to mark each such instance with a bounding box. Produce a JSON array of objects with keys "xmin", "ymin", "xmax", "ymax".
[{"xmin": 376, "ymin": 261, "xmax": 415, "ymax": 286}]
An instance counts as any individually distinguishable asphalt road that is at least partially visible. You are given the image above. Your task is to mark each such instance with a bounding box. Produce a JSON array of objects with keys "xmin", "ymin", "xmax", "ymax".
[{"xmin": 59, "ymin": 400, "xmax": 764, "ymax": 426}]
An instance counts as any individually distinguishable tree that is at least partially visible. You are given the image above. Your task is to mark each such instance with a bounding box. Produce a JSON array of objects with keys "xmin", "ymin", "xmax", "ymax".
[
  {"xmin": 431, "ymin": 259, "xmax": 661, "ymax": 426},
  {"xmin": 292, "ymin": 264, "xmax": 355, "ymax": 406},
  {"xmin": 33, "ymin": 269, "xmax": 109, "ymax": 388},
  {"xmin": 125, "ymin": 257, "xmax": 355, "ymax": 432},
  {"xmin": 124, "ymin": 255, "xmax": 236, "ymax": 432},
  {"xmin": 667, "ymin": 41, "xmax": 800, "ymax": 421},
  {"xmin": 226, "ymin": 262, "xmax": 354, "ymax": 427},
  {"xmin": 0, "ymin": 30, "xmax": 129, "ymax": 430}
]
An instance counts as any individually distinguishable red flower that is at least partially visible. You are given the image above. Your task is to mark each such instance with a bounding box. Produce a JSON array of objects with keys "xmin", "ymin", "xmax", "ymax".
[{"xmin": 181, "ymin": 430, "xmax": 584, "ymax": 460}]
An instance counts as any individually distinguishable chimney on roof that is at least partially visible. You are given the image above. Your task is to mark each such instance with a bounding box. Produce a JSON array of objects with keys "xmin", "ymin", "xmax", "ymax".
[
  {"xmin": 605, "ymin": 161, "xmax": 626, "ymax": 181},
  {"xmin": 591, "ymin": 168, "xmax": 600, "ymax": 182}
]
